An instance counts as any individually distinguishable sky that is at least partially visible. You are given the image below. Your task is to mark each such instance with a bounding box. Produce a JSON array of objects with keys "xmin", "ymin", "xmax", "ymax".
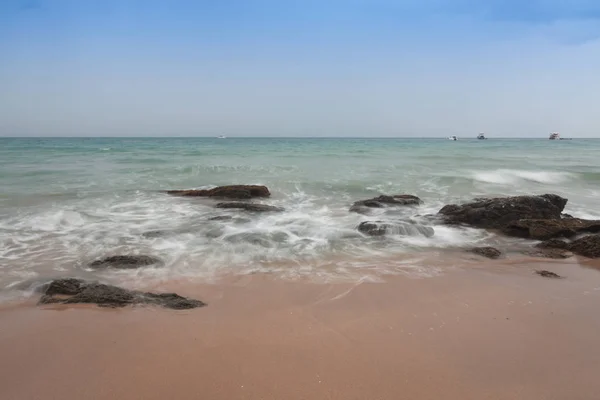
[{"xmin": 0, "ymin": 0, "xmax": 599, "ymax": 137}]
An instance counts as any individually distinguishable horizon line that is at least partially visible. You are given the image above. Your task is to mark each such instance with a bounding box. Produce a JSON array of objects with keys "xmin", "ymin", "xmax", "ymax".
[{"xmin": 0, "ymin": 136, "xmax": 594, "ymax": 139}]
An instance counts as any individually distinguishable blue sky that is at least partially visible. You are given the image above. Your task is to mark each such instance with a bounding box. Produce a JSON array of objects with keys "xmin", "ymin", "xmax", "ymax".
[{"xmin": 1, "ymin": 0, "xmax": 599, "ymax": 137}]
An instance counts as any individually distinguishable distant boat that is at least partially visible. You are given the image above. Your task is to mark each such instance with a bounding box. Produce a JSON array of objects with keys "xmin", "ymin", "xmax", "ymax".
[
  {"xmin": 217, "ymin": 135, "xmax": 226, "ymax": 139},
  {"xmin": 448, "ymin": 135, "xmax": 457, "ymax": 141},
  {"xmin": 549, "ymin": 132, "xmax": 560, "ymax": 140},
  {"xmin": 477, "ymin": 132, "xmax": 486, "ymax": 140}
]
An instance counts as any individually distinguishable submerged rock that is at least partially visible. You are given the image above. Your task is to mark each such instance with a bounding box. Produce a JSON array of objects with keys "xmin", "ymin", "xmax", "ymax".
[
  {"xmin": 89, "ymin": 255, "xmax": 162, "ymax": 270},
  {"xmin": 216, "ymin": 202, "xmax": 284, "ymax": 212},
  {"xmin": 38, "ymin": 278, "xmax": 206, "ymax": 309},
  {"xmin": 468, "ymin": 246, "xmax": 502, "ymax": 259},
  {"xmin": 534, "ymin": 235, "xmax": 600, "ymax": 258},
  {"xmin": 567, "ymin": 235, "xmax": 600, "ymax": 258},
  {"xmin": 438, "ymin": 194, "xmax": 567, "ymax": 229},
  {"xmin": 142, "ymin": 230, "xmax": 169, "ymax": 238},
  {"xmin": 524, "ymin": 248, "xmax": 573, "ymax": 259},
  {"xmin": 503, "ymin": 218, "xmax": 600, "ymax": 240},
  {"xmin": 166, "ymin": 185, "xmax": 270, "ymax": 199},
  {"xmin": 350, "ymin": 195, "xmax": 422, "ymax": 214},
  {"xmin": 357, "ymin": 221, "xmax": 434, "ymax": 237},
  {"xmin": 535, "ymin": 238, "xmax": 570, "ymax": 249},
  {"xmin": 535, "ymin": 270, "xmax": 561, "ymax": 279},
  {"xmin": 209, "ymin": 215, "xmax": 234, "ymax": 221}
]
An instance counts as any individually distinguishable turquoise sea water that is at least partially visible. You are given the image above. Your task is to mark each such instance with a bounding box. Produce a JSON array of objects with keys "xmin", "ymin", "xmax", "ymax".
[{"xmin": 1, "ymin": 137, "xmax": 599, "ymax": 297}]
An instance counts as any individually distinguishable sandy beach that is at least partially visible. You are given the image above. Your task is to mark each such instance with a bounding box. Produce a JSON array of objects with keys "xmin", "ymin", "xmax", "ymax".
[{"xmin": 1, "ymin": 257, "xmax": 600, "ymax": 400}]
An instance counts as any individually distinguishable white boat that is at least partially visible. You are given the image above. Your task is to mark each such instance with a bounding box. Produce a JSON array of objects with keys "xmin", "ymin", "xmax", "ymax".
[
  {"xmin": 477, "ymin": 132, "xmax": 486, "ymax": 140},
  {"xmin": 549, "ymin": 132, "xmax": 560, "ymax": 140},
  {"xmin": 448, "ymin": 135, "xmax": 457, "ymax": 141},
  {"xmin": 217, "ymin": 135, "xmax": 226, "ymax": 139}
]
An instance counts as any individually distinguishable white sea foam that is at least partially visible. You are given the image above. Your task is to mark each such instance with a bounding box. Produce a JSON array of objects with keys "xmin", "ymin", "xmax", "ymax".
[
  {"xmin": 473, "ymin": 169, "xmax": 576, "ymax": 185},
  {"xmin": 2, "ymin": 137, "xmax": 600, "ymax": 300},
  {"xmin": 0, "ymin": 189, "xmax": 486, "ymax": 293}
]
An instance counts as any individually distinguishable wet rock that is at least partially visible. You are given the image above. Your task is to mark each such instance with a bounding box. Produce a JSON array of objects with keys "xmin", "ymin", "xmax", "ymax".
[
  {"xmin": 39, "ymin": 278, "xmax": 206, "ymax": 309},
  {"xmin": 166, "ymin": 185, "xmax": 270, "ymax": 199},
  {"xmin": 503, "ymin": 218, "xmax": 600, "ymax": 240},
  {"xmin": 535, "ymin": 239, "xmax": 570, "ymax": 250},
  {"xmin": 142, "ymin": 230, "xmax": 169, "ymax": 238},
  {"xmin": 89, "ymin": 255, "xmax": 162, "ymax": 270},
  {"xmin": 350, "ymin": 195, "xmax": 422, "ymax": 214},
  {"xmin": 357, "ymin": 221, "xmax": 434, "ymax": 237},
  {"xmin": 438, "ymin": 194, "xmax": 567, "ymax": 229},
  {"xmin": 357, "ymin": 221, "xmax": 387, "ymax": 236},
  {"xmin": 567, "ymin": 235, "xmax": 600, "ymax": 258},
  {"xmin": 216, "ymin": 202, "xmax": 284, "ymax": 212},
  {"xmin": 534, "ymin": 235, "xmax": 600, "ymax": 258},
  {"xmin": 209, "ymin": 215, "xmax": 234, "ymax": 221},
  {"xmin": 468, "ymin": 246, "xmax": 502, "ymax": 259},
  {"xmin": 524, "ymin": 248, "xmax": 573, "ymax": 259},
  {"xmin": 43, "ymin": 277, "xmax": 85, "ymax": 296},
  {"xmin": 535, "ymin": 270, "xmax": 561, "ymax": 279}
]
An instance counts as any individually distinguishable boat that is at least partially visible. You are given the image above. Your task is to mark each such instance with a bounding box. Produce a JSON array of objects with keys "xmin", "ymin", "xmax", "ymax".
[
  {"xmin": 477, "ymin": 132, "xmax": 486, "ymax": 140},
  {"xmin": 217, "ymin": 135, "xmax": 226, "ymax": 139},
  {"xmin": 448, "ymin": 135, "xmax": 457, "ymax": 141},
  {"xmin": 549, "ymin": 132, "xmax": 560, "ymax": 140}
]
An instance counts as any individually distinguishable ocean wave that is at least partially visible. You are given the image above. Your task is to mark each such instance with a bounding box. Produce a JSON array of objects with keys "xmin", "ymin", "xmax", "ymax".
[
  {"xmin": 472, "ymin": 169, "xmax": 576, "ymax": 185},
  {"xmin": 0, "ymin": 189, "xmax": 495, "ymax": 292}
]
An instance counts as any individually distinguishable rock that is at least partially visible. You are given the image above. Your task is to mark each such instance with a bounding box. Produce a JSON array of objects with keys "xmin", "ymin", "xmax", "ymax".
[
  {"xmin": 209, "ymin": 215, "xmax": 234, "ymax": 221},
  {"xmin": 438, "ymin": 194, "xmax": 567, "ymax": 229},
  {"xmin": 524, "ymin": 248, "xmax": 573, "ymax": 259},
  {"xmin": 357, "ymin": 221, "xmax": 434, "ymax": 237},
  {"xmin": 215, "ymin": 202, "xmax": 284, "ymax": 212},
  {"xmin": 503, "ymin": 218, "xmax": 600, "ymax": 240},
  {"xmin": 526, "ymin": 239, "xmax": 573, "ymax": 258},
  {"xmin": 350, "ymin": 195, "xmax": 421, "ymax": 214},
  {"xmin": 567, "ymin": 235, "xmax": 600, "ymax": 258},
  {"xmin": 534, "ymin": 235, "xmax": 600, "ymax": 258},
  {"xmin": 39, "ymin": 278, "xmax": 206, "ymax": 309},
  {"xmin": 166, "ymin": 185, "xmax": 270, "ymax": 199},
  {"xmin": 468, "ymin": 246, "xmax": 502, "ymax": 259},
  {"xmin": 535, "ymin": 270, "xmax": 561, "ymax": 279},
  {"xmin": 142, "ymin": 230, "xmax": 168, "ymax": 238},
  {"xmin": 43, "ymin": 277, "xmax": 85, "ymax": 296},
  {"xmin": 89, "ymin": 255, "xmax": 162, "ymax": 270},
  {"xmin": 535, "ymin": 239, "xmax": 570, "ymax": 249}
]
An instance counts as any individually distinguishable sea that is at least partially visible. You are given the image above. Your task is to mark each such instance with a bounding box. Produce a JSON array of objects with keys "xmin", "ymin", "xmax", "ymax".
[{"xmin": 1, "ymin": 137, "xmax": 599, "ymax": 300}]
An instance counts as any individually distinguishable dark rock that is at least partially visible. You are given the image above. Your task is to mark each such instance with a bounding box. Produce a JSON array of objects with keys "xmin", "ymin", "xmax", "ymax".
[
  {"xmin": 38, "ymin": 278, "xmax": 206, "ymax": 309},
  {"xmin": 166, "ymin": 185, "xmax": 270, "ymax": 199},
  {"xmin": 357, "ymin": 221, "xmax": 434, "ymax": 237},
  {"xmin": 142, "ymin": 230, "xmax": 168, "ymax": 238},
  {"xmin": 350, "ymin": 195, "xmax": 421, "ymax": 214},
  {"xmin": 357, "ymin": 221, "xmax": 387, "ymax": 236},
  {"xmin": 468, "ymin": 247, "xmax": 502, "ymax": 259},
  {"xmin": 532, "ymin": 235, "xmax": 600, "ymax": 258},
  {"xmin": 503, "ymin": 218, "xmax": 600, "ymax": 240},
  {"xmin": 535, "ymin": 270, "xmax": 561, "ymax": 279},
  {"xmin": 209, "ymin": 215, "xmax": 234, "ymax": 221},
  {"xmin": 535, "ymin": 239, "xmax": 570, "ymax": 250},
  {"xmin": 524, "ymin": 248, "xmax": 573, "ymax": 259},
  {"xmin": 43, "ymin": 278, "xmax": 85, "ymax": 296},
  {"xmin": 89, "ymin": 255, "xmax": 162, "ymax": 270},
  {"xmin": 438, "ymin": 194, "xmax": 567, "ymax": 229},
  {"xmin": 567, "ymin": 235, "xmax": 600, "ymax": 258},
  {"xmin": 215, "ymin": 202, "xmax": 284, "ymax": 212}
]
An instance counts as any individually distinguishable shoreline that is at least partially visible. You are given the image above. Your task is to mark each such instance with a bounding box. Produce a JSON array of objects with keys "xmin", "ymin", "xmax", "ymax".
[{"xmin": 2, "ymin": 258, "xmax": 600, "ymax": 400}]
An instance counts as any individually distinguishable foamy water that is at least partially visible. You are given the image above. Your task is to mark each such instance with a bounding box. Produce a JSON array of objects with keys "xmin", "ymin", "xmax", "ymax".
[{"xmin": 1, "ymin": 137, "xmax": 599, "ymax": 299}]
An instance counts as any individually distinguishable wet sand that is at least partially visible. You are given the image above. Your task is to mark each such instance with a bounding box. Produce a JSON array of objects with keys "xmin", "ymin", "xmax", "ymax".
[{"xmin": 1, "ymin": 258, "xmax": 600, "ymax": 400}]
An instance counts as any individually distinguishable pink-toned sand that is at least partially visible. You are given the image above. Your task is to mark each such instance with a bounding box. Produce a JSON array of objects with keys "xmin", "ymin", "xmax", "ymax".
[{"xmin": 1, "ymin": 257, "xmax": 600, "ymax": 400}]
